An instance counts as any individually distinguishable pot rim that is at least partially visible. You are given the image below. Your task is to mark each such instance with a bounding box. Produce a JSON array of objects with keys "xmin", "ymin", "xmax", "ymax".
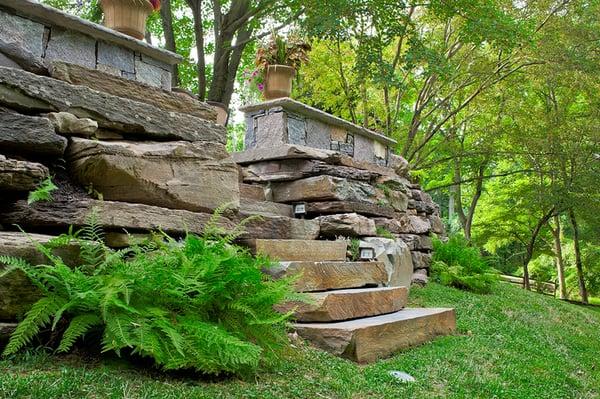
[{"xmin": 100, "ymin": 0, "xmax": 154, "ymax": 12}]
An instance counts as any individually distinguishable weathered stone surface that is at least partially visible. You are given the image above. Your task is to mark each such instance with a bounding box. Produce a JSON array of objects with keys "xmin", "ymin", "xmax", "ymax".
[
  {"xmin": 250, "ymin": 239, "xmax": 347, "ymax": 262},
  {"xmin": 97, "ymin": 41, "xmax": 135, "ymax": 74},
  {"xmin": 135, "ymin": 58, "xmax": 171, "ymax": 90},
  {"xmin": 354, "ymin": 134, "xmax": 375, "ymax": 163},
  {"xmin": 429, "ymin": 215, "xmax": 445, "ymax": 234},
  {"xmin": 232, "ymin": 145, "xmax": 341, "ymax": 165},
  {"xmin": 411, "ymin": 251, "xmax": 433, "ymax": 269},
  {"xmin": 68, "ymin": 138, "xmax": 240, "ymax": 212},
  {"xmin": 389, "ymin": 153, "xmax": 409, "ymax": 177},
  {"xmin": 47, "ymin": 112, "xmax": 98, "ymax": 137},
  {"xmin": 49, "ymin": 62, "xmax": 216, "ymax": 121},
  {"xmin": 279, "ymin": 287, "xmax": 408, "ymax": 322},
  {"xmin": 44, "ymin": 28, "xmax": 96, "ymax": 69},
  {"xmin": 255, "ymin": 112, "xmax": 287, "ymax": 148},
  {"xmin": 266, "ymin": 261, "xmax": 387, "ymax": 292},
  {"xmin": 412, "ymin": 269, "xmax": 429, "ymax": 286},
  {"xmin": 306, "ymin": 118, "xmax": 332, "ymax": 150},
  {"xmin": 408, "ymin": 199, "xmax": 437, "ymax": 214},
  {"xmin": 0, "ymin": 231, "xmax": 80, "ymax": 319},
  {"xmin": 0, "ymin": 67, "xmax": 224, "ymax": 143},
  {"xmin": 0, "ymin": 51, "xmax": 21, "ymax": 69},
  {"xmin": 0, "ymin": 111, "xmax": 67, "ymax": 156},
  {"xmin": 316, "ymin": 213, "xmax": 377, "ymax": 237},
  {"xmin": 295, "ymin": 308, "xmax": 457, "ymax": 363},
  {"xmin": 360, "ymin": 237, "xmax": 414, "ymax": 287},
  {"xmin": 240, "ymin": 200, "xmax": 292, "ymax": 218},
  {"xmin": 272, "ymin": 176, "xmax": 378, "ymax": 204},
  {"xmin": 242, "ymin": 159, "xmax": 375, "ymax": 183},
  {"xmin": 0, "ymin": 156, "xmax": 48, "ymax": 191},
  {"xmin": 398, "ymin": 234, "xmax": 433, "ymax": 251},
  {"xmin": 376, "ymin": 215, "xmax": 432, "ymax": 235},
  {"xmin": 304, "ymin": 201, "xmax": 395, "ymax": 218},
  {"xmin": 0, "ymin": 199, "xmax": 319, "ymax": 240},
  {"xmin": 0, "ymin": 10, "xmax": 45, "ymax": 63},
  {"xmin": 240, "ymin": 183, "xmax": 265, "ymax": 201}
]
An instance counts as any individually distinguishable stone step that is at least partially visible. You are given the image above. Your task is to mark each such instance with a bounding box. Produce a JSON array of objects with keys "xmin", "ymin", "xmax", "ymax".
[
  {"xmin": 249, "ymin": 239, "xmax": 347, "ymax": 262},
  {"xmin": 266, "ymin": 261, "xmax": 388, "ymax": 292},
  {"xmin": 294, "ymin": 308, "xmax": 456, "ymax": 363},
  {"xmin": 278, "ymin": 287, "xmax": 408, "ymax": 322}
]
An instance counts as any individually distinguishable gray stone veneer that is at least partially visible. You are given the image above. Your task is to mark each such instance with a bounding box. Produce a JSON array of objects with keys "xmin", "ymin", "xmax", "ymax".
[
  {"xmin": 0, "ymin": 0, "xmax": 181, "ymax": 90},
  {"xmin": 241, "ymin": 98, "xmax": 396, "ymax": 166}
]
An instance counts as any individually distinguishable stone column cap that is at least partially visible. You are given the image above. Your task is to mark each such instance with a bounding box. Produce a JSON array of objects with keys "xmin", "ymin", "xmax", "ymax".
[
  {"xmin": 0, "ymin": 0, "xmax": 183, "ymax": 65},
  {"xmin": 240, "ymin": 98, "xmax": 398, "ymax": 147}
]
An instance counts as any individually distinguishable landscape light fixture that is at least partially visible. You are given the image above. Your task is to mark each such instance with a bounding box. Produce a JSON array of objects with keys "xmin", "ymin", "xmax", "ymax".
[
  {"xmin": 359, "ymin": 246, "xmax": 376, "ymax": 261},
  {"xmin": 293, "ymin": 202, "xmax": 307, "ymax": 219}
]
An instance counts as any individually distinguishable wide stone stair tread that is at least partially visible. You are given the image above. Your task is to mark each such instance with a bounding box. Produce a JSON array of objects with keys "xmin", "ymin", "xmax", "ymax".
[
  {"xmin": 248, "ymin": 239, "xmax": 348, "ymax": 262},
  {"xmin": 294, "ymin": 308, "xmax": 456, "ymax": 363},
  {"xmin": 279, "ymin": 286, "xmax": 408, "ymax": 322},
  {"xmin": 266, "ymin": 261, "xmax": 388, "ymax": 292}
]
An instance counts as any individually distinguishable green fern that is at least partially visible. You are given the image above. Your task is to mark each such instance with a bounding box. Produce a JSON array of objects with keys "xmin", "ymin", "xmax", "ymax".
[
  {"xmin": 27, "ymin": 177, "xmax": 58, "ymax": 204},
  {"xmin": 2, "ymin": 208, "xmax": 298, "ymax": 376}
]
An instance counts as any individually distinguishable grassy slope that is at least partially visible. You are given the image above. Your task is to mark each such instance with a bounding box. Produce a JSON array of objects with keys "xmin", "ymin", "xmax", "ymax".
[{"xmin": 1, "ymin": 283, "xmax": 599, "ymax": 399}]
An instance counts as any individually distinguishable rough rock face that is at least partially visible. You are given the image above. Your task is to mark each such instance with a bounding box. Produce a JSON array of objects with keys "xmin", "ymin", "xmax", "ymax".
[
  {"xmin": 47, "ymin": 112, "xmax": 98, "ymax": 137},
  {"xmin": 360, "ymin": 237, "xmax": 414, "ymax": 288},
  {"xmin": 0, "ymin": 111, "xmax": 67, "ymax": 156},
  {"xmin": 68, "ymin": 138, "xmax": 240, "ymax": 212},
  {"xmin": 272, "ymin": 175, "xmax": 379, "ymax": 204},
  {"xmin": 0, "ymin": 199, "xmax": 320, "ymax": 240},
  {"xmin": 249, "ymin": 239, "xmax": 347, "ymax": 262},
  {"xmin": 316, "ymin": 213, "xmax": 377, "ymax": 237},
  {"xmin": 49, "ymin": 62, "xmax": 217, "ymax": 121},
  {"xmin": 278, "ymin": 287, "xmax": 408, "ymax": 322},
  {"xmin": 0, "ymin": 232, "xmax": 80, "ymax": 319},
  {"xmin": 294, "ymin": 308, "xmax": 457, "ymax": 363},
  {"xmin": 0, "ymin": 156, "xmax": 49, "ymax": 191},
  {"xmin": 266, "ymin": 261, "xmax": 388, "ymax": 292},
  {"xmin": 0, "ymin": 67, "xmax": 224, "ymax": 143}
]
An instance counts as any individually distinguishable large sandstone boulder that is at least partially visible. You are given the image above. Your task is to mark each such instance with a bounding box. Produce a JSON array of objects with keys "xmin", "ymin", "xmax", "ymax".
[
  {"xmin": 49, "ymin": 62, "xmax": 217, "ymax": 122},
  {"xmin": 0, "ymin": 199, "xmax": 319, "ymax": 240},
  {"xmin": 0, "ymin": 231, "xmax": 80, "ymax": 320},
  {"xmin": 0, "ymin": 155, "xmax": 48, "ymax": 191},
  {"xmin": 0, "ymin": 111, "xmax": 67, "ymax": 156},
  {"xmin": 316, "ymin": 213, "xmax": 376, "ymax": 237},
  {"xmin": 0, "ymin": 67, "xmax": 224, "ymax": 143},
  {"xmin": 272, "ymin": 175, "xmax": 379, "ymax": 204},
  {"xmin": 360, "ymin": 237, "xmax": 414, "ymax": 288},
  {"xmin": 68, "ymin": 138, "xmax": 240, "ymax": 212}
]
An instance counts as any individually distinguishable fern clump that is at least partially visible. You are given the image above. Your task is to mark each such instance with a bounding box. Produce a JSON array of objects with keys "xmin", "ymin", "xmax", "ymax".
[
  {"xmin": 431, "ymin": 235, "xmax": 499, "ymax": 294},
  {"xmin": 1, "ymin": 211, "xmax": 297, "ymax": 376}
]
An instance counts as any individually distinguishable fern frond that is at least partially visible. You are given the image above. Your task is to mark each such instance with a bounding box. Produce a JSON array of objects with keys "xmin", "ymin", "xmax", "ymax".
[
  {"xmin": 57, "ymin": 313, "xmax": 102, "ymax": 353},
  {"xmin": 3, "ymin": 296, "xmax": 66, "ymax": 356}
]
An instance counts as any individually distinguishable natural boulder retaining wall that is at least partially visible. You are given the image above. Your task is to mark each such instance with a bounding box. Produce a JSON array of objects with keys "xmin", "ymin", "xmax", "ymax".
[{"xmin": 0, "ymin": 3, "xmax": 453, "ymax": 359}]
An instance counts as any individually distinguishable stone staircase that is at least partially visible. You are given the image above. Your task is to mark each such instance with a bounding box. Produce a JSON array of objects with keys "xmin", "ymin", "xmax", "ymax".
[{"xmin": 256, "ymin": 239, "xmax": 456, "ymax": 363}]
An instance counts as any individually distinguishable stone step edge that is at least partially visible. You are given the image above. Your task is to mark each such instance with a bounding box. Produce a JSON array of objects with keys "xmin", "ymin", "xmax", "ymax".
[
  {"xmin": 280, "ymin": 286, "xmax": 409, "ymax": 323},
  {"xmin": 293, "ymin": 308, "xmax": 457, "ymax": 363}
]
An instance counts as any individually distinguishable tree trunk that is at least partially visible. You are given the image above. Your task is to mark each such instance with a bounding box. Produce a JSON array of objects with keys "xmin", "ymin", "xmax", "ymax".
[
  {"xmin": 523, "ymin": 207, "xmax": 555, "ymax": 290},
  {"xmin": 188, "ymin": 0, "xmax": 207, "ymax": 100},
  {"xmin": 160, "ymin": 0, "xmax": 179, "ymax": 87},
  {"xmin": 568, "ymin": 208, "xmax": 589, "ymax": 304},
  {"xmin": 551, "ymin": 215, "xmax": 567, "ymax": 299}
]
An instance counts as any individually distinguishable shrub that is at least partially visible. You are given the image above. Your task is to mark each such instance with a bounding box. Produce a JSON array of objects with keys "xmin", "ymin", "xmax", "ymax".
[
  {"xmin": 0, "ymin": 210, "xmax": 297, "ymax": 376},
  {"xmin": 431, "ymin": 235, "xmax": 499, "ymax": 294}
]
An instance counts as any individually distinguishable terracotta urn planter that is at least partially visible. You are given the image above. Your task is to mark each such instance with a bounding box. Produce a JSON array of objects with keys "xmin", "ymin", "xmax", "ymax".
[
  {"xmin": 264, "ymin": 65, "xmax": 296, "ymax": 100},
  {"xmin": 100, "ymin": 0, "xmax": 153, "ymax": 40}
]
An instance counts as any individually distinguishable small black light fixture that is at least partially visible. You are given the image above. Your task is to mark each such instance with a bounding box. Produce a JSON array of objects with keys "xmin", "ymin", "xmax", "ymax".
[
  {"xmin": 359, "ymin": 246, "xmax": 376, "ymax": 261},
  {"xmin": 293, "ymin": 202, "xmax": 307, "ymax": 219}
]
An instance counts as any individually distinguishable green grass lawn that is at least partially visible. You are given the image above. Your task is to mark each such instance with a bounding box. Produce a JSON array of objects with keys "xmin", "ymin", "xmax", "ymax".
[{"xmin": 1, "ymin": 282, "xmax": 599, "ymax": 399}]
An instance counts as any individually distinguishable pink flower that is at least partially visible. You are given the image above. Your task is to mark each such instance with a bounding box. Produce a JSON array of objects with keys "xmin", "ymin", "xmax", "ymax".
[{"xmin": 257, "ymin": 83, "xmax": 265, "ymax": 91}]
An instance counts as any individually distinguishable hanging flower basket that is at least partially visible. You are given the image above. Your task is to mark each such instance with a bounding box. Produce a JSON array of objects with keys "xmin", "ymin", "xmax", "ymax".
[{"xmin": 99, "ymin": 0, "xmax": 160, "ymax": 40}]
